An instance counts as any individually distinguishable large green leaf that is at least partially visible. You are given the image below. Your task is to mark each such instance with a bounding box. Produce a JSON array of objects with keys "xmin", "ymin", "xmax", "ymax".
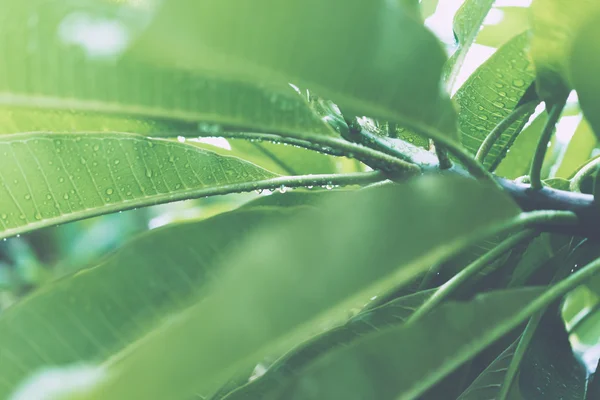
[
  {"xmin": 78, "ymin": 177, "xmax": 519, "ymax": 400},
  {"xmin": 454, "ymin": 32, "xmax": 537, "ymax": 170},
  {"xmin": 0, "ymin": 132, "xmax": 277, "ymax": 239},
  {"xmin": 273, "ymin": 288, "xmax": 546, "ymax": 400},
  {"xmin": 0, "ymin": 208, "xmax": 299, "ymax": 399},
  {"xmin": 443, "ymin": 0, "xmax": 495, "ymax": 91},
  {"xmin": 222, "ymin": 289, "xmax": 435, "ymax": 400},
  {"xmin": 131, "ymin": 0, "xmax": 457, "ymax": 140},
  {"xmin": 568, "ymin": 13, "xmax": 600, "ymax": 140},
  {"xmin": 0, "ymin": 0, "xmax": 334, "ymax": 136},
  {"xmin": 529, "ymin": 0, "xmax": 600, "ymax": 103}
]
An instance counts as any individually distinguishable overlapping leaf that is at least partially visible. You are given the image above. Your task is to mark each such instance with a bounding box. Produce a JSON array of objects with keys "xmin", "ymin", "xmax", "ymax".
[
  {"xmin": 76, "ymin": 177, "xmax": 519, "ymax": 400},
  {"xmin": 131, "ymin": 0, "xmax": 457, "ymax": 141},
  {"xmin": 0, "ymin": 0, "xmax": 334, "ymax": 136},
  {"xmin": 0, "ymin": 132, "xmax": 276, "ymax": 239},
  {"xmin": 454, "ymin": 32, "xmax": 537, "ymax": 170}
]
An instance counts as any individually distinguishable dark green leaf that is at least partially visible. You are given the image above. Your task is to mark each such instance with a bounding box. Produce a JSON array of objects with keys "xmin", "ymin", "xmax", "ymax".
[
  {"xmin": 276, "ymin": 288, "xmax": 546, "ymax": 400},
  {"xmin": 454, "ymin": 32, "xmax": 537, "ymax": 170},
  {"xmin": 518, "ymin": 305, "xmax": 588, "ymax": 399},
  {"xmin": 457, "ymin": 341, "xmax": 518, "ymax": 400},
  {"xmin": 544, "ymin": 178, "xmax": 571, "ymax": 190}
]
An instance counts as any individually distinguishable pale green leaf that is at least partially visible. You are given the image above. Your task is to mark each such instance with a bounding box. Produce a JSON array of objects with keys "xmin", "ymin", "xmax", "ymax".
[
  {"xmin": 477, "ymin": 6, "xmax": 529, "ymax": 48},
  {"xmin": 568, "ymin": 13, "xmax": 600, "ymax": 140},
  {"xmin": 0, "ymin": 132, "xmax": 276, "ymax": 239},
  {"xmin": 555, "ymin": 118, "xmax": 597, "ymax": 178},
  {"xmin": 454, "ymin": 32, "xmax": 537, "ymax": 170},
  {"xmin": 529, "ymin": 0, "xmax": 600, "ymax": 103},
  {"xmin": 0, "ymin": 0, "xmax": 334, "ymax": 136},
  {"xmin": 0, "ymin": 208, "xmax": 298, "ymax": 399},
  {"xmin": 80, "ymin": 177, "xmax": 520, "ymax": 400},
  {"xmin": 443, "ymin": 0, "xmax": 495, "ymax": 91},
  {"xmin": 131, "ymin": 0, "xmax": 457, "ymax": 140},
  {"xmin": 222, "ymin": 290, "xmax": 436, "ymax": 400}
]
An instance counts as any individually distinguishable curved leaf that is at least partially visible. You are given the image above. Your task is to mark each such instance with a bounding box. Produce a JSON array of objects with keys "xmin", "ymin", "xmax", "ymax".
[
  {"xmin": 0, "ymin": 132, "xmax": 276, "ymax": 239},
  {"xmin": 0, "ymin": 208, "xmax": 298, "ymax": 399},
  {"xmin": 132, "ymin": 0, "xmax": 457, "ymax": 140},
  {"xmin": 457, "ymin": 341, "xmax": 518, "ymax": 400},
  {"xmin": 529, "ymin": 0, "xmax": 600, "ymax": 103},
  {"xmin": 443, "ymin": 0, "xmax": 495, "ymax": 91},
  {"xmin": 222, "ymin": 290, "xmax": 436, "ymax": 400},
  {"xmin": 276, "ymin": 288, "xmax": 546, "ymax": 400},
  {"xmin": 568, "ymin": 13, "xmax": 600, "ymax": 140},
  {"xmin": 0, "ymin": 0, "xmax": 334, "ymax": 136},
  {"xmin": 80, "ymin": 177, "xmax": 520, "ymax": 400},
  {"xmin": 454, "ymin": 32, "xmax": 537, "ymax": 170}
]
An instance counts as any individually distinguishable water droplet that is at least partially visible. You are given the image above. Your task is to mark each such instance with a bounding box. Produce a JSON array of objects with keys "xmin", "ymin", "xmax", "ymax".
[
  {"xmin": 477, "ymin": 106, "xmax": 484, "ymax": 111},
  {"xmin": 93, "ymin": 144, "xmax": 100, "ymax": 151},
  {"xmin": 126, "ymin": 191, "xmax": 132, "ymax": 196},
  {"xmin": 278, "ymin": 185, "xmax": 287, "ymax": 194},
  {"xmin": 18, "ymin": 214, "xmax": 26, "ymax": 220},
  {"xmin": 177, "ymin": 136, "xmax": 186, "ymax": 143},
  {"xmin": 494, "ymin": 82, "xmax": 503, "ymax": 88},
  {"xmin": 63, "ymin": 193, "xmax": 69, "ymax": 200},
  {"xmin": 24, "ymin": 194, "xmax": 31, "ymax": 200},
  {"xmin": 58, "ymin": 177, "xmax": 65, "ymax": 183},
  {"xmin": 307, "ymin": 185, "xmax": 313, "ymax": 189},
  {"xmin": 493, "ymin": 101, "xmax": 505, "ymax": 108},
  {"xmin": 114, "ymin": 159, "xmax": 120, "ymax": 165},
  {"xmin": 498, "ymin": 91, "xmax": 507, "ymax": 97},
  {"xmin": 80, "ymin": 157, "xmax": 87, "ymax": 164},
  {"xmin": 479, "ymin": 115, "xmax": 488, "ymax": 121},
  {"xmin": 325, "ymin": 182, "xmax": 333, "ymax": 190},
  {"xmin": 34, "ymin": 212, "xmax": 42, "ymax": 220},
  {"xmin": 512, "ymin": 79, "xmax": 525, "ymax": 87},
  {"xmin": 145, "ymin": 168, "xmax": 153, "ymax": 178},
  {"xmin": 1, "ymin": 214, "xmax": 7, "ymax": 219},
  {"xmin": 106, "ymin": 188, "xmax": 114, "ymax": 195},
  {"xmin": 175, "ymin": 183, "xmax": 182, "ymax": 189}
]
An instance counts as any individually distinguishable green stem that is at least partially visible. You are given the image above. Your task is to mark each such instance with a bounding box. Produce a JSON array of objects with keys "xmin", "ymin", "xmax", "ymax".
[
  {"xmin": 530, "ymin": 101, "xmax": 566, "ymax": 190},
  {"xmin": 434, "ymin": 143, "xmax": 453, "ymax": 170},
  {"xmin": 475, "ymin": 101, "xmax": 539, "ymax": 164},
  {"xmin": 193, "ymin": 130, "xmax": 421, "ymax": 175},
  {"xmin": 498, "ymin": 248, "xmax": 588, "ymax": 400},
  {"xmin": 404, "ymin": 122, "xmax": 499, "ymax": 186},
  {"xmin": 409, "ymin": 230, "xmax": 537, "ymax": 322},
  {"xmin": 496, "ymin": 312, "xmax": 544, "ymax": 400},
  {"xmin": 570, "ymin": 156, "xmax": 600, "ymax": 192}
]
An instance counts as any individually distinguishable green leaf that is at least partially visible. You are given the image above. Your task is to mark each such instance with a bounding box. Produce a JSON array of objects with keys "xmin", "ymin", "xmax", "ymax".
[
  {"xmin": 544, "ymin": 178, "xmax": 571, "ymax": 190},
  {"xmin": 0, "ymin": 132, "xmax": 276, "ymax": 239},
  {"xmin": 517, "ymin": 306, "xmax": 588, "ymax": 399},
  {"xmin": 443, "ymin": 0, "xmax": 495, "ymax": 91},
  {"xmin": 0, "ymin": 0, "xmax": 334, "ymax": 136},
  {"xmin": 274, "ymin": 288, "xmax": 546, "ymax": 400},
  {"xmin": 457, "ymin": 341, "xmax": 519, "ymax": 400},
  {"xmin": 454, "ymin": 32, "xmax": 537, "ymax": 170},
  {"xmin": 131, "ymin": 0, "xmax": 457, "ymax": 140},
  {"xmin": 80, "ymin": 177, "xmax": 520, "ymax": 400},
  {"xmin": 568, "ymin": 13, "xmax": 600, "ymax": 140},
  {"xmin": 555, "ymin": 118, "xmax": 597, "ymax": 178},
  {"xmin": 222, "ymin": 289, "xmax": 436, "ymax": 400},
  {"xmin": 477, "ymin": 6, "xmax": 529, "ymax": 48},
  {"xmin": 0, "ymin": 207, "xmax": 297, "ymax": 399},
  {"xmin": 529, "ymin": 0, "xmax": 600, "ymax": 103}
]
